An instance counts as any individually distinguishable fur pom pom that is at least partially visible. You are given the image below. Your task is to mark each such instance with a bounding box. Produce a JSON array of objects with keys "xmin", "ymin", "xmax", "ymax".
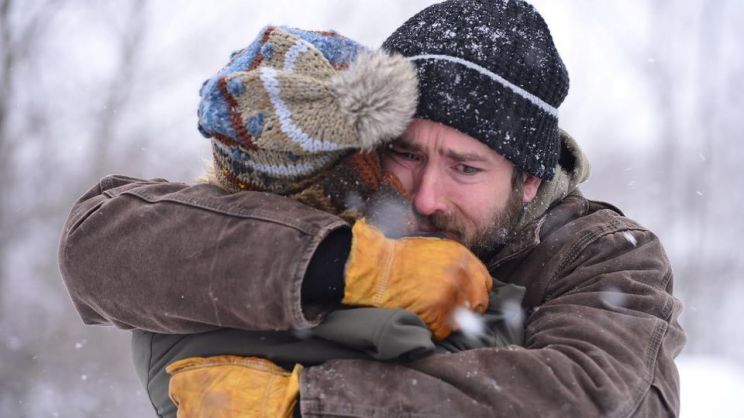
[{"xmin": 331, "ymin": 51, "xmax": 418, "ymax": 149}]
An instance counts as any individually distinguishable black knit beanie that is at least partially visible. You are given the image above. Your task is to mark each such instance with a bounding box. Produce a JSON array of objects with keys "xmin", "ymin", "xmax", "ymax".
[{"xmin": 382, "ymin": 0, "xmax": 569, "ymax": 180}]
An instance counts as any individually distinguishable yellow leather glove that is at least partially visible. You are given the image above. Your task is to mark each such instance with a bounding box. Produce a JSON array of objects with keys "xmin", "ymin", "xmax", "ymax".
[
  {"xmin": 166, "ymin": 355, "xmax": 302, "ymax": 418},
  {"xmin": 343, "ymin": 218, "xmax": 493, "ymax": 340}
]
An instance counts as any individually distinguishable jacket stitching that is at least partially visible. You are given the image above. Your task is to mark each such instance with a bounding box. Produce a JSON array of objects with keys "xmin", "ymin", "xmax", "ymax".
[
  {"xmin": 123, "ymin": 189, "xmax": 326, "ymax": 235},
  {"xmin": 302, "ymin": 398, "xmax": 431, "ymax": 418},
  {"xmin": 546, "ymin": 220, "xmax": 668, "ymax": 418},
  {"xmin": 127, "ymin": 184, "xmax": 348, "ymax": 329},
  {"xmin": 65, "ymin": 196, "xmax": 107, "ymax": 235},
  {"xmin": 626, "ymin": 299, "xmax": 679, "ymax": 418},
  {"xmin": 659, "ymin": 270, "xmax": 674, "ymax": 319},
  {"xmin": 619, "ymin": 319, "xmax": 668, "ymax": 418}
]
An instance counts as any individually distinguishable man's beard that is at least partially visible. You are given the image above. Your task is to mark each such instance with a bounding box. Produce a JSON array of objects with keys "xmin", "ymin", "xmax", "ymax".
[{"xmin": 427, "ymin": 185, "xmax": 525, "ymax": 258}]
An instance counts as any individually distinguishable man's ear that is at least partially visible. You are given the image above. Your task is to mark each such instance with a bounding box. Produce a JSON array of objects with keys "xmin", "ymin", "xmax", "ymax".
[{"xmin": 522, "ymin": 175, "xmax": 542, "ymax": 203}]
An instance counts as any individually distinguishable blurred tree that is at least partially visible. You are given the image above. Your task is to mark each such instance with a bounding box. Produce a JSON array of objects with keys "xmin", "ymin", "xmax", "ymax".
[
  {"xmin": 591, "ymin": 0, "xmax": 744, "ymax": 360},
  {"xmin": 0, "ymin": 0, "xmax": 57, "ymax": 413},
  {"xmin": 0, "ymin": 0, "xmax": 53, "ymax": 311},
  {"xmin": 1, "ymin": 0, "xmax": 154, "ymax": 416},
  {"xmin": 88, "ymin": 0, "xmax": 147, "ymax": 180}
]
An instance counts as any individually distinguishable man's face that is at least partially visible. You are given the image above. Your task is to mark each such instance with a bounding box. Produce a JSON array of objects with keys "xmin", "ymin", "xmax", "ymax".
[{"xmin": 381, "ymin": 119, "xmax": 541, "ymax": 254}]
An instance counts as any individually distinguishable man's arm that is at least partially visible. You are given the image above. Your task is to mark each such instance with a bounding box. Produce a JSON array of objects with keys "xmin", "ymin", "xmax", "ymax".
[
  {"xmin": 58, "ymin": 175, "xmax": 349, "ymax": 333},
  {"xmin": 59, "ymin": 175, "xmax": 491, "ymax": 337},
  {"xmin": 298, "ymin": 227, "xmax": 686, "ymax": 417}
]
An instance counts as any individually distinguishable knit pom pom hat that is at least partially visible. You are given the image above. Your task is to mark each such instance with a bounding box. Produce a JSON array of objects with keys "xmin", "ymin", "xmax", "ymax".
[
  {"xmin": 198, "ymin": 26, "xmax": 418, "ymax": 194},
  {"xmin": 383, "ymin": 0, "xmax": 569, "ymax": 180}
]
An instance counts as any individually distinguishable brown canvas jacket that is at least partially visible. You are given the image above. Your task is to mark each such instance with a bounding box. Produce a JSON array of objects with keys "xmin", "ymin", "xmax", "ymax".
[
  {"xmin": 299, "ymin": 192, "xmax": 685, "ymax": 417},
  {"xmin": 59, "ymin": 174, "xmax": 348, "ymax": 332},
  {"xmin": 59, "ymin": 175, "xmax": 684, "ymax": 417},
  {"xmin": 58, "ymin": 133, "xmax": 684, "ymax": 417}
]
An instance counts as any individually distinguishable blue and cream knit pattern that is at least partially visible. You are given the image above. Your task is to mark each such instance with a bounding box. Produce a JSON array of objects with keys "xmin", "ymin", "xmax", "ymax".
[{"xmin": 199, "ymin": 26, "xmax": 373, "ymax": 194}]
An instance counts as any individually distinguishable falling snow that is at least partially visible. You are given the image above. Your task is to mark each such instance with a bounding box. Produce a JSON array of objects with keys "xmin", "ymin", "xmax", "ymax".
[
  {"xmin": 622, "ymin": 231, "xmax": 637, "ymax": 246},
  {"xmin": 3, "ymin": 1, "xmax": 741, "ymax": 417},
  {"xmin": 600, "ymin": 286, "xmax": 628, "ymax": 309},
  {"xmin": 453, "ymin": 306, "xmax": 486, "ymax": 339}
]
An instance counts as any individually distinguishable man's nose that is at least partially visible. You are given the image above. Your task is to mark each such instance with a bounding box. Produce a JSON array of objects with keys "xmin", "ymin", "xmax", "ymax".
[{"xmin": 412, "ymin": 167, "xmax": 448, "ymax": 216}]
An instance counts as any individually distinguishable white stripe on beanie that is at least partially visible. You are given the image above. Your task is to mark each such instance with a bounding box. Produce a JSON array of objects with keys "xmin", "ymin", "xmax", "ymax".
[
  {"xmin": 407, "ymin": 54, "xmax": 559, "ymax": 118},
  {"xmin": 259, "ymin": 66, "xmax": 351, "ymax": 153},
  {"xmin": 283, "ymin": 38, "xmax": 314, "ymax": 72}
]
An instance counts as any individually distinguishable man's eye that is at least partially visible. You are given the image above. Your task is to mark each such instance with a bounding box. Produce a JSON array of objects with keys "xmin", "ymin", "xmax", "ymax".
[{"xmin": 454, "ymin": 164, "xmax": 481, "ymax": 175}]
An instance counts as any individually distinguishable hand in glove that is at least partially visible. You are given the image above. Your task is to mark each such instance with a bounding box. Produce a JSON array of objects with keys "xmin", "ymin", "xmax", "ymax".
[
  {"xmin": 342, "ymin": 218, "xmax": 493, "ymax": 340},
  {"xmin": 167, "ymin": 356, "xmax": 302, "ymax": 418}
]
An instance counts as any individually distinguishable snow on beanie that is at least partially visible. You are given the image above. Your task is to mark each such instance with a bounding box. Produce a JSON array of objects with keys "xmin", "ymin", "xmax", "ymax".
[
  {"xmin": 383, "ymin": 0, "xmax": 569, "ymax": 180},
  {"xmin": 198, "ymin": 26, "xmax": 418, "ymax": 194}
]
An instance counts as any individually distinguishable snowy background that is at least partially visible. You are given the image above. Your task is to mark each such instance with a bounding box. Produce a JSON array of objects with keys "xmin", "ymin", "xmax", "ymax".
[{"xmin": 1, "ymin": 0, "xmax": 743, "ymax": 417}]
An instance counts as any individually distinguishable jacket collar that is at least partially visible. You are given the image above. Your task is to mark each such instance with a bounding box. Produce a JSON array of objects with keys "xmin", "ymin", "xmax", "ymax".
[{"xmin": 487, "ymin": 130, "xmax": 591, "ymax": 269}]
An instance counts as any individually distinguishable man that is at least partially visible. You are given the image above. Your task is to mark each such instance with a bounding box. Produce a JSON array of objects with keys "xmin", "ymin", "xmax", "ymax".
[{"xmin": 59, "ymin": 0, "xmax": 685, "ymax": 416}]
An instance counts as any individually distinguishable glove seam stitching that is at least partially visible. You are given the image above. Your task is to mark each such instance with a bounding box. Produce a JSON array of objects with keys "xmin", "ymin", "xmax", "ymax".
[{"xmin": 373, "ymin": 240, "xmax": 396, "ymax": 306}]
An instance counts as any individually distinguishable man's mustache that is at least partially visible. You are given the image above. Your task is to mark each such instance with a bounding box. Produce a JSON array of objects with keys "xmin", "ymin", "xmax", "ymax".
[{"xmin": 412, "ymin": 210, "xmax": 464, "ymax": 241}]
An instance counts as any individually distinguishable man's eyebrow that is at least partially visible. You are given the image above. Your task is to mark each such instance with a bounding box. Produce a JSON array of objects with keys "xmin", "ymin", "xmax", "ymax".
[
  {"xmin": 444, "ymin": 149, "xmax": 489, "ymax": 163},
  {"xmin": 392, "ymin": 138, "xmax": 489, "ymax": 163}
]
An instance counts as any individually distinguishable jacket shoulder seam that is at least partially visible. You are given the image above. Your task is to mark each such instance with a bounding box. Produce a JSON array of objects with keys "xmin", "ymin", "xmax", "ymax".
[
  {"xmin": 551, "ymin": 214, "xmax": 646, "ymax": 281},
  {"xmin": 301, "ymin": 398, "xmax": 432, "ymax": 418},
  {"xmin": 543, "ymin": 215, "xmax": 669, "ymax": 418},
  {"xmin": 123, "ymin": 189, "xmax": 339, "ymax": 236}
]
